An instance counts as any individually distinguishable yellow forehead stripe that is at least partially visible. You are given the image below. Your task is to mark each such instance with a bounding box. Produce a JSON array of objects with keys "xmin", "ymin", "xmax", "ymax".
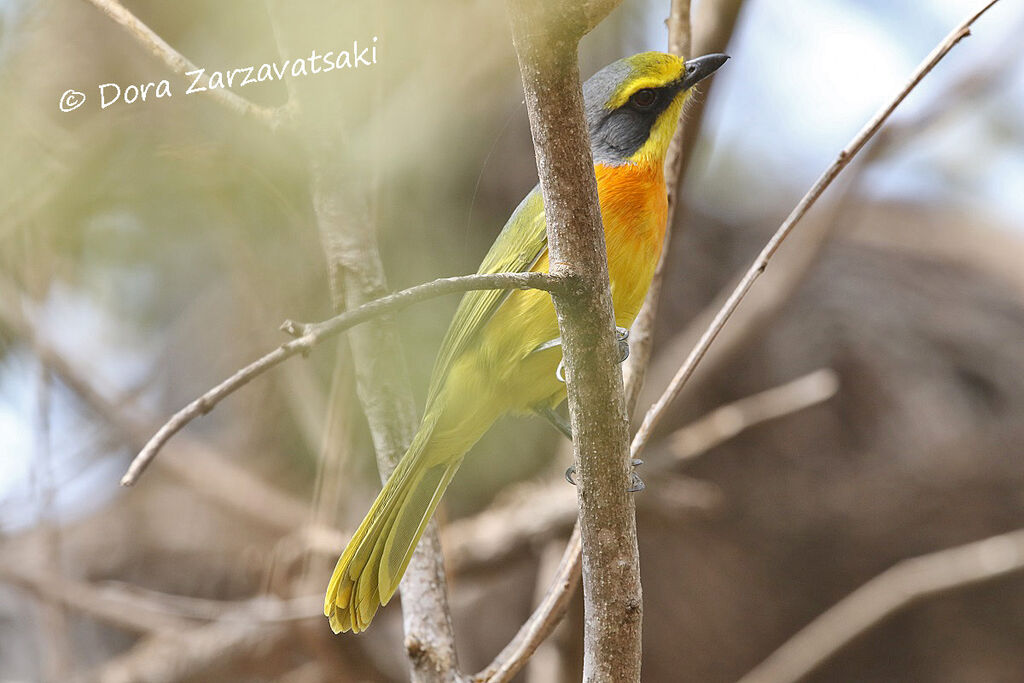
[{"xmin": 604, "ymin": 52, "xmax": 686, "ymax": 109}]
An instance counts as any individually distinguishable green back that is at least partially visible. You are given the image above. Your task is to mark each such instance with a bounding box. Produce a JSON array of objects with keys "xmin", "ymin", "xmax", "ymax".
[{"xmin": 424, "ymin": 186, "xmax": 548, "ymax": 408}]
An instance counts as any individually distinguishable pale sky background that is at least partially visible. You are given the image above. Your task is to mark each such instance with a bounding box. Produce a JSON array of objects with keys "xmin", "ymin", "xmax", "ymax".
[
  {"xmin": 2, "ymin": 0, "xmax": 1022, "ymax": 529},
  {"xmin": 682, "ymin": 0, "xmax": 1024, "ymax": 224}
]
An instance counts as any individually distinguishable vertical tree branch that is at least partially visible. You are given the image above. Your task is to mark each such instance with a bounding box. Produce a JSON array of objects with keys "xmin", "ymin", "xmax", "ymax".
[
  {"xmin": 624, "ymin": 0, "xmax": 744, "ymax": 413},
  {"xmin": 314, "ymin": 95, "xmax": 463, "ymax": 683},
  {"xmin": 264, "ymin": 4, "xmax": 462, "ymax": 679},
  {"xmin": 310, "ymin": 166, "xmax": 462, "ymax": 681},
  {"xmin": 481, "ymin": 4, "xmax": 739, "ymax": 678},
  {"xmin": 506, "ymin": 1, "xmax": 640, "ymax": 680},
  {"xmin": 671, "ymin": 0, "xmax": 745, "ymax": 185},
  {"xmin": 623, "ymin": 0, "xmax": 690, "ymax": 413}
]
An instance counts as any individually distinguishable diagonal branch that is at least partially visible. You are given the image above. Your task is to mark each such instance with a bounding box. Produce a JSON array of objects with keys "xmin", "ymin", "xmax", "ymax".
[
  {"xmin": 650, "ymin": 11, "xmax": 1022, "ymax": 411},
  {"xmin": 472, "ymin": 527, "xmax": 583, "ymax": 683},
  {"xmin": 80, "ymin": 0, "xmax": 288, "ymax": 130},
  {"xmin": 737, "ymin": 528, "xmax": 1024, "ymax": 683},
  {"xmin": 630, "ymin": 0, "xmax": 1005, "ymax": 461},
  {"xmin": 120, "ymin": 271, "xmax": 558, "ymax": 486}
]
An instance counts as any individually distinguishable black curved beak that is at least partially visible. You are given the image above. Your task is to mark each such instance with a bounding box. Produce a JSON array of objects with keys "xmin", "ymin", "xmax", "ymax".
[{"xmin": 680, "ymin": 53, "xmax": 730, "ymax": 90}]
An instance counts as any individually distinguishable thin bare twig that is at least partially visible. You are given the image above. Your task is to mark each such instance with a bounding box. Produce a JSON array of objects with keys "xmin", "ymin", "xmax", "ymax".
[
  {"xmin": 95, "ymin": 582, "xmax": 323, "ymax": 623},
  {"xmin": 80, "ymin": 0, "xmax": 288, "ymax": 129},
  {"xmin": 672, "ymin": 0, "xmax": 746, "ymax": 186},
  {"xmin": 670, "ymin": 368, "xmax": 838, "ymax": 461},
  {"xmin": 85, "ymin": 614, "xmax": 292, "ymax": 683},
  {"xmin": 621, "ymin": 0, "xmax": 695, "ymax": 414},
  {"xmin": 737, "ymin": 528, "xmax": 1024, "ymax": 683},
  {"xmin": 121, "ymin": 271, "xmax": 557, "ymax": 485},
  {"xmin": 630, "ymin": 0, "xmax": 1004, "ymax": 461},
  {"xmin": 473, "ymin": 527, "xmax": 583, "ymax": 683},
  {"xmin": 524, "ymin": 538, "xmax": 578, "ymax": 683},
  {"xmin": 442, "ymin": 482, "xmax": 576, "ymax": 574},
  {"xmin": 0, "ymin": 560, "xmax": 329, "ymax": 641}
]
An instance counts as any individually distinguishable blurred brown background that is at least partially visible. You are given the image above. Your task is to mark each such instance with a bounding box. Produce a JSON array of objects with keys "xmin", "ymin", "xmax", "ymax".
[{"xmin": 2, "ymin": 0, "xmax": 1023, "ymax": 681}]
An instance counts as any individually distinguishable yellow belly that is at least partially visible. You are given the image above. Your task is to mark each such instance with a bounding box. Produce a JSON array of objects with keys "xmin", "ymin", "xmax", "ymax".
[{"xmin": 440, "ymin": 161, "xmax": 668, "ymax": 421}]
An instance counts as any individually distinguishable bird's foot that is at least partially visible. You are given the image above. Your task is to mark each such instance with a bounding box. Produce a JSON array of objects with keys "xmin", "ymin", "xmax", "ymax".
[
  {"xmin": 616, "ymin": 326, "xmax": 630, "ymax": 363},
  {"xmin": 565, "ymin": 459, "xmax": 645, "ymax": 492},
  {"xmin": 627, "ymin": 459, "xmax": 645, "ymax": 492}
]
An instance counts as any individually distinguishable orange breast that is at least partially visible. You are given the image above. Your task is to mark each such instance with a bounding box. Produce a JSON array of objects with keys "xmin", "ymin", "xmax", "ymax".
[
  {"xmin": 594, "ymin": 161, "xmax": 668, "ymax": 326},
  {"xmin": 448, "ymin": 159, "xmax": 670, "ymax": 415}
]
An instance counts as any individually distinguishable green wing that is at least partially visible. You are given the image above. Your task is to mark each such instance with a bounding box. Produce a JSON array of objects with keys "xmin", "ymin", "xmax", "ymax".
[{"xmin": 424, "ymin": 186, "xmax": 547, "ymax": 408}]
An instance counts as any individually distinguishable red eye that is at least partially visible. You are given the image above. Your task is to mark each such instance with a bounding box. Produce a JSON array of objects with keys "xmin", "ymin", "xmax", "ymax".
[{"xmin": 630, "ymin": 88, "xmax": 657, "ymax": 108}]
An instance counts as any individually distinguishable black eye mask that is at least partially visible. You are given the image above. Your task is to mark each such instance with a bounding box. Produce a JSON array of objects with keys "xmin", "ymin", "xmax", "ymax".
[
  {"xmin": 581, "ymin": 53, "xmax": 728, "ymax": 165},
  {"xmin": 587, "ymin": 80, "xmax": 684, "ymax": 163}
]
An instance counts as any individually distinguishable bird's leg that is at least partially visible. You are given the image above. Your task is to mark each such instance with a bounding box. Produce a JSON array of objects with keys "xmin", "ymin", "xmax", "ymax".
[
  {"xmin": 536, "ymin": 328, "xmax": 638, "ymax": 489},
  {"xmin": 534, "ymin": 406, "xmax": 580, "ymax": 485},
  {"xmin": 535, "ymin": 406, "xmax": 572, "ymax": 441},
  {"xmin": 529, "ymin": 338, "xmax": 568, "ymax": 383}
]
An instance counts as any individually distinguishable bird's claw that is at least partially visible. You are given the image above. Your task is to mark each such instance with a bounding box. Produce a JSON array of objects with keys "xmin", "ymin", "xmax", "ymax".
[
  {"xmin": 616, "ymin": 326, "xmax": 630, "ymax": 363},
  {"xmin": 627, "ymin": 458, "xmax": 645, "ymax": 492},
  {"xmin": 565, "ymin": 458, "xmax": 645, "ymax": 492}
]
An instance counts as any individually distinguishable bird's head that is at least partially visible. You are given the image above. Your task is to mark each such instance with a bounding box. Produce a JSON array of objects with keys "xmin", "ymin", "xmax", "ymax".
[{"xmin": 584, "ymin": 51, "xmax": 729, "ymax": 167}]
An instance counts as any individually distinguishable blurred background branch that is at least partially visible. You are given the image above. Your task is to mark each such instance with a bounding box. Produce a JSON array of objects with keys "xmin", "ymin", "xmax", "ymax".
[
  {"xmin": 81, "ymin": 0, "xmax": 288, "ymax": 129},
  {"xmin": 738, "ymin": 528, "xmax": 1024, "ymax": 683}
]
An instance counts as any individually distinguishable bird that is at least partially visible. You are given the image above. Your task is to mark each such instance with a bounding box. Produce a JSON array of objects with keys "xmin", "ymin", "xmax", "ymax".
[{"xmin": 325, "ymin": 50, "xmax": 729, "ymax": 633}]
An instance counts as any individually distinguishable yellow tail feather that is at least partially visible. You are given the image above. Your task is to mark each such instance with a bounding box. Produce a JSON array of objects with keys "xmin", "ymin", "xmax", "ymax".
[{"xmin": 325, "ymin": 423, "xmax": 462, "ymax": 634}]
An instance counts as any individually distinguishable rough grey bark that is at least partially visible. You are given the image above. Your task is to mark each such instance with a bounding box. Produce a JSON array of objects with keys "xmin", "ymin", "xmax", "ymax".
[{"xmin": 506, "ymin": 0, "xmax": 641, "ymax": 680}]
